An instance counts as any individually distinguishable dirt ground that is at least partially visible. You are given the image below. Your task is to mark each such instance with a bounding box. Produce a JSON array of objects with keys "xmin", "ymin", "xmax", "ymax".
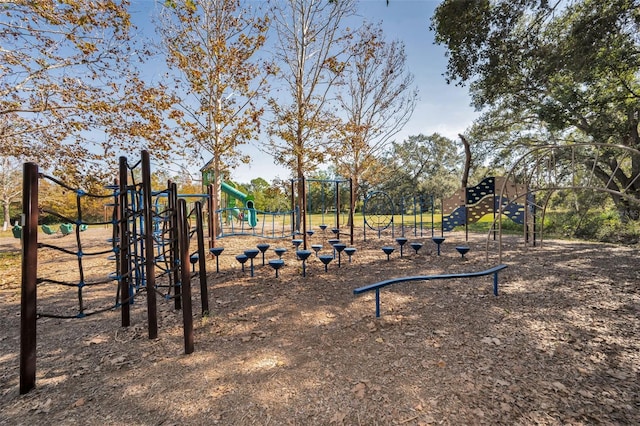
[{"xmin": 0, "ymin": 226, "xmax": 639, "ymax": 425}]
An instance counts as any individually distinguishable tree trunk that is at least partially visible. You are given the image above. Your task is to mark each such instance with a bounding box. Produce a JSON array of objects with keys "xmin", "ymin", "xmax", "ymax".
[
  {"xmin": 459, "ymin": 134, "xmax": 471, "ymax": 189},
  {"xmin": 2, "ymin": 199, "xmax": 9, "ymax": 231}
]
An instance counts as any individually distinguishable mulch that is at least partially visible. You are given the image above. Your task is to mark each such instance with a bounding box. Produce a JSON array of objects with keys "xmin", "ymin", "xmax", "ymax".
[{"xmin": 0, "ymin": 227, "xmax": 638, "ymax": 425}]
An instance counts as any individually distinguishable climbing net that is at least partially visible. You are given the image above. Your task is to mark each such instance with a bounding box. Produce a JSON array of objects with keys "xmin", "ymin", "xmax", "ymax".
[{"xmin": 36, "ymin": 173, "xmax": 119, "ymax": 318}]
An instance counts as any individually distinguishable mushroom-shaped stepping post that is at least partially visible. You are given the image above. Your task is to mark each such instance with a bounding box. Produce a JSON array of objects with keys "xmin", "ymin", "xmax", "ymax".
[
  {"xmin": 292, "ymin": 239, "xmax": 303, "ymax": 250},
  {"xmin": 381, "ymin": 246, "xmax": 395, "ymax": 261},
  {"xmin": 318, "ymin": 254, "xmax": 334, "ymax": 272},
  {"xmin": 311, "ymin": 244, "xmax": 323, "ymax": 257},
  {"xmin": 235, "ymin": 254, "xmax": 248, "ymax": 273},
  {"xmin": 296, "ymin": 249, "xmax": 312, "ymax": 277},
  {"xmin": 331, "ymin": 228, "xmax": 340, "ymax": 238},
  {"xmin": 455, "ymin": 246, "xmax": 470, "ymax": 259},
  {"xmin": 274, "ymin": 247, "xmax": 287, "ymax": 259},
  {"xmin": 344, "ymin": 247, "xmax": 357, "ymax": 263},
  {"xmin": 209, "ymin": 247, "xmax": 224, "ymax": 273},
  {"xmin": 409, "ymin": 242, "xmax": 423, "ymax": 255},
  {"xmin": 256, "ymin": 243, "xmax": 270, "ymax": 266},
  {"xmin": 189, "ymin": 253, "xmax": 199, "ymax": 273},
  {"xmin": 333, "ymin": 243, "xmax": 347, "ymax": 267},
  {"xmin": 432, "ymin": 236, "xmax": 445, "ymax": 256},
  {"xmin": 396, "ymin": 237, "xmax": 408, "ymax": 257},
  {"xmin": 268, "ymin": 259, "xmax": 285, "ymax": 278},
  {"xmin": 244, "ymin": 249, "xmax": 259, "ymax": 277},
  {"xmin": 306, "ymin": 230, "xmax": 315, "ymax": 238},
  {"xmin": 328, "ymin": 238, "xmax": 340, "ymax": 258},
  {"xmin": 319, "ymin": 224, "xmax": 328, "ymax": 232}
]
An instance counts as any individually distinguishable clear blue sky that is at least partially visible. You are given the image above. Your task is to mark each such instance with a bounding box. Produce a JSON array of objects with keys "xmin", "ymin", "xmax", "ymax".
[{"xmin": 134, "ymin": 0, "xmax": 479, "ymax": 184}]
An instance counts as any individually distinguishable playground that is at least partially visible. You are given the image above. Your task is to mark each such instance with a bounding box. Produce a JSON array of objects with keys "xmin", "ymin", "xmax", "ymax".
[{"xmin": 1, "ymin": 224, "xmax": 638, "ymax": 424}]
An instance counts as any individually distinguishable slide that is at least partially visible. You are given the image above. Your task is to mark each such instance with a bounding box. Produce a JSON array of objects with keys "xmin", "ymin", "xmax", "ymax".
[{"xmin": 221, "ymin": 181, "xmax": 258, "ymax": 228}]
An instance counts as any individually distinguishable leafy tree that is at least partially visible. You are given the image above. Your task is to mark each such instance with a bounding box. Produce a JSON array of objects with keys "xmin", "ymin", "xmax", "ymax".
[
  {"xmin": 377, "ymin": 133, "xmax": 461, "ymax": 202},
  {"xmin": 243, "ymin": 177, "xmax": 270, "ymax": 209},
  {"xmin": 333, "ymin": 21, "xmax": 418, "ymax": 212},
  {"xmin": 157, "ymin": 0, "xmax": 271, "ymax": 234},
  {"xmin": 266, "ymin": 0, "xmax": 357, "ymax": 227},
  {"xmin": 432, "ymin": 0, "xmax": 640, "ymax": 219},
  {"xmin": 0, "ymin": 1, "xmax": 176, "ymax": 184}
]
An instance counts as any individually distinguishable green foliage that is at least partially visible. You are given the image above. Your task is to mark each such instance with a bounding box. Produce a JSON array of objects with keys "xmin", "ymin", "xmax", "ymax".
[
  {"xmin": 433, "ymin": 0, "xmax": 640, "ymax": 219},
  {"xmin": 376, "ymin": 133, "xmax": 462, "ymax": 201},
  {"xmin": 542, "ymin": 209, "xmax": 640, "ymax": 243}
]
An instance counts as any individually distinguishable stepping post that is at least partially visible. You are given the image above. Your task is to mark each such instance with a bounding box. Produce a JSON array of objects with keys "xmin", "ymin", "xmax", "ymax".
[
  {"xmin": 409, "ymin": 242, "xmax": 423, "ymax": 255},
  {"xmin": 344, "ymin": 247, "xmax": 357, "ymax": 263},
  {"xmin": 432, "ymin": 237, "xmax": 445, "ymax": 256},
  {"xmin": 328, "ymin": 239, "xmax": 340, "ymax": 258},
  {"xmin": 209, "ymin": 247, "xmax": 224, "ymax": 273},
  {"xmin": 256, "ymin": 243, "xmax": 270, "ymax": 266},
  {"xmin": 244, "ymin": 249, "xmax": 259, "ymax": 277},
  {"xmin": 455, "ymin": 246, "xmax": 470, "ymax": 259},
  {"xmin": 268, "ymin": 259, "xmax": 285, "ymax": 278},
  {"xmin": 235, "ymin": 254, "xmax": 248, "ymax": 273},
  {"xmin": 318, "ymin": 254, "xmax": 333, "ymax": 272},
  {"xmin": 333, "ymin": 243, "xmax": 346, "ymax": 267},
  {"xmin": 296, "ymin": 250, "xmax": 312, "ymax": 277},
  {"xmin": 190, "ymin": 253, "xmax": 199, "ymax": 273},
  {"xmin": 381, "ymin": 246, "xmax": 395, "ymax": 261},
  {"xmin": 396, "ymin": 237, "xmax": 408, "ymax": 257}
]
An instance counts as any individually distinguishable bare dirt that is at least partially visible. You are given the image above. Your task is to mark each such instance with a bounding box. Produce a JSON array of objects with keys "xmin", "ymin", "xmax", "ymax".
[{"xmin": 1, "ymin": 227, "xmax": 639, "ymax": 425}]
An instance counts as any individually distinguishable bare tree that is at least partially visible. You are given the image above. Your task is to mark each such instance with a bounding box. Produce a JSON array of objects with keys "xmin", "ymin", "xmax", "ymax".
[
  {"xmin": 266, "ymin": 0, "xmax": 358, "ymax": 225},
  {"xmin": 334, "ymin": 21, "xmax": 418, "ymax": 211}
]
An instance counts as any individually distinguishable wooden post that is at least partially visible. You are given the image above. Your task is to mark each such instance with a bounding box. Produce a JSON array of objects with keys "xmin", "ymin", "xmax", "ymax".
[
  {"xmin": 20, "ymin": 162, "xmax": 39, "ymax": 394},
  {"xmin": 177, "ymin": 199, "xmax": 194, "ymax": 354},
  {"xmin": 118, "ymin": 156, "xmax": 131, "ymax": 327},
  {"xmin": 195, "ymin": 201, "xmax": 209, "ymax": 315},
  {"xmin": 141, "ymin": 151, "xmax": 158, "ymax": 339}
]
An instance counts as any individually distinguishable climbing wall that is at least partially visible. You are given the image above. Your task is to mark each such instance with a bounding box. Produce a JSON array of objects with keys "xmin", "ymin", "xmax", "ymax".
[{"xmin": 441, "ymin": 177, "xmax": 531, "ymax": 231}]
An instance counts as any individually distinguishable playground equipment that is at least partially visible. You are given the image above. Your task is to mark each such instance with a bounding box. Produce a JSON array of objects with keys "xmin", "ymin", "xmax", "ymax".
[
  {"xmin": 296, "ymin": 249, "xmax": 312, "ymax": 277},
  {"xmin": 353, "ymin": 264, "xmax": 508, "ymax": 318},
  {"xmin": 256, "ymin": 243, "xmax": 270, "ymax": 265},
  {"xmin": 432, "ymin": 236, "xmax": 445, "ymax": 256},
  {"xmin": 287, "ymin": 176, "xmax": 354, "ymax": 252},
  {"xmin": 333, "ymin": 242, "xmax": 347, "ymax": 267},
  {"xmin": 441, "ymin": 176, "xmax": 533, "ymax": 239},
  {"xmin": 268, "ymin": 259, "xmax": 285, "ymax": 277},
  {"xmin": 396, "ymin": 237, "xmax": 408, "ymax": 257},
  {"xmin": 456, "ymin": 246, "xmax": 471, "ymax": 259},
  {"xmin": 19, "ymin": 151, "xmax": 206, "ymax": 394},
  {"xmin": 318, "ymin": 254, "xmax": 333, "ymax": 272},
  {"xmin": 363, "ymin": 192, "xmax": 434, "ymax": 241},
  {"xmin": 221, "ymin": 180, "xmax": 258, "ymax": 228},
  {"xmin": 244, "ymin": 249, "xmax": 259, "ymax": 277},
  {"xmin": 381, "ymin": 246, "xmax": 395, "ymax": 260},
  {"xmin": 344, "ymin": 247, "xmax": 357, "ymax": 262}
]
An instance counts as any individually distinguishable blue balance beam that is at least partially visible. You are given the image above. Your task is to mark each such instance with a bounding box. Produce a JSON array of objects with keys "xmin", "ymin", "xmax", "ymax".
[{"xmin": 353, "ymin": 264, "xmax": 508, "ymax": 317}]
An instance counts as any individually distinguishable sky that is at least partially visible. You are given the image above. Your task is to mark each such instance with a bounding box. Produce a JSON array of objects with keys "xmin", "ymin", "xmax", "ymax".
[
  {"xmin": 135, "ymin": 0, "xmax": 480, "ymax": 184},
  {"xmin": 232, "ymin": 0, "xmax": 480, "ymax": 184}
]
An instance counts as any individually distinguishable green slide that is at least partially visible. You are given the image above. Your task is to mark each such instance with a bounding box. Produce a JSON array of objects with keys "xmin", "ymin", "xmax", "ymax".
[{"xmin": 221, "ymin": 181, "xmax": 258, "ymax": 228}]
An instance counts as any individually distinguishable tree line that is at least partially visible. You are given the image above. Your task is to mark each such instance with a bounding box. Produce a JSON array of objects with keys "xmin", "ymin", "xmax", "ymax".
[{"xmin": 2, "ymin": 0, "xmax": 639, "ymax": 236}]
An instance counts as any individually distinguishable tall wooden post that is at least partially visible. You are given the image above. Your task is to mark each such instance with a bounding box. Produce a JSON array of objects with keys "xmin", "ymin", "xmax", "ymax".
[
  {"xmin": 141, "ymin": 151, "xmax": 158, "ymax": 339},
  {"xmin": 20, "ymin": 162, "xmax": 39, "ymax": 394}
]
